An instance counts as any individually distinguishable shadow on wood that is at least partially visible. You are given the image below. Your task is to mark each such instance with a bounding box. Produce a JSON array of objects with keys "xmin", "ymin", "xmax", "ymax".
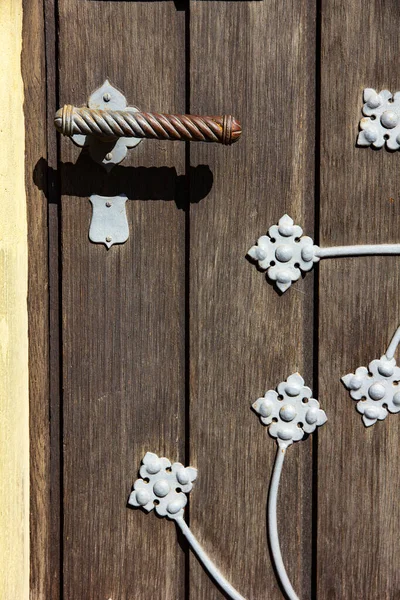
[{"xmin": 33, "ymin": 156, "xmax": 214, "ymax": 210}]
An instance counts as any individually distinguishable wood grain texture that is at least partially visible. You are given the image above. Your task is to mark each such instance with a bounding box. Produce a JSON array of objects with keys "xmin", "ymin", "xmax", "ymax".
[
  {"xmin": 318, "ymin": 1, "xmax": 400, "ymax": 597},
  {"xmin": 21, "ymin": 0, "xmax": 51, "ymax": 597},
  {"xmin": 0, "ymin": 0, "xmax": 30, "ymax": 596},
  {"xmin": 45, "ymin": 0, "xmax": 63, "ymax": 595},
  {"xmin": 189, "ymin": 1, "xmax": 316, "ymax": 597},
  {"xmin": 58, "ymin": 1, "xmax": 186, "ymax": 597}
]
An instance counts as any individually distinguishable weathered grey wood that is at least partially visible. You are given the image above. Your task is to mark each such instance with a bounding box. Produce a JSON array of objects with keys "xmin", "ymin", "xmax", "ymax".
[
  {"xmin": 189, "ymin": 1, "xmax": 316, "ymax": 597},
  {"xmin": 58, "ymin": 1, "xmax": 186, "ymax": 597},
  {"xmin": 318, "ymin": 1, "xmax": 400, "ymax": 597},
  {"xmin": 22, "ymin": 0, "xmax": 52, "ymax": 597}
]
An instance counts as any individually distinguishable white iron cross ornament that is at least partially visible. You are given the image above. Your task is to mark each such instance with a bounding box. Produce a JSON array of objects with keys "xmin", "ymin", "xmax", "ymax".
[
  {"xmin": 248, "ymin": 214, "xmax": 400, "ymax": 292},
  {"xmin": 247, "ymin": 214, "xmax": 319, "ymax": 292},
  {"xmin": 129, "ymin": 453, "xmax": 246, "ymax": 600},
  {"xmin": 252, "ymin": 372, "xmax": 327, "ymax": 446},
  {"xmin": 252, "ymin": 373, "xmax": 327, "ymax": 600},
  {"xmin": 129, "ymin": 452, "xmax": 197, "ymax": 518},
  {"xmin": 342, "ymin": 325, "xmax": 400, "ymax": 427},
  {"xmin": 358, "ymin": 88, "xmax": 400, "ymax": 150}
]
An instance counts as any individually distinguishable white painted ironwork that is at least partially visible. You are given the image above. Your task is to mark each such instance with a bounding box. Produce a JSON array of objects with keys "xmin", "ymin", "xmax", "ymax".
[
  {"xmin": 358, "ymin": 88, "xmax": 400, "ymax": 149},
  {"xmin": 248, "ymin": 214, "xmax": 400, "ymax": 292},
  {"xmin": 89, "ymin": 194, "xmax": 129, "ymax": 248},
  {"xmin": 128, "ymin": 452, "xmax": 246, "ymax": 600},
  {"xmin": 247, "ymin": 214, "xmax": 319, "ymax": 292},
  {"xmin": 129, "ymin": 378, "xmax": 327, "ymax": 600},
  {"xmin": 342, "ymin": 325, "xmax": 400, "ymax": 427},
  {"xmin": 252, "ymin": 373, "xmax": 327, "ymax": 600}
]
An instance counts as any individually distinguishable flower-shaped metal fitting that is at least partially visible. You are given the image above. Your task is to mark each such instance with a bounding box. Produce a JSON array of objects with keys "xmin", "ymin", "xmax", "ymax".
[
  {"xmin": 128, "ymin": 452, "xmax": 197, "ymax": 519},
  {"xmin": 358, "ymin": 88, "xmax": 400, "ymax": 150},
  {"xmin": 247, "ymin": 214, "xmax": 320, "ymax": 292},
  {"xmin": 252, "ymin": 373, "xmax": 327, "ymax": 447},
  {"xmin": 342, "ymin": 356, "xmax": 400, "ymax": 427}
]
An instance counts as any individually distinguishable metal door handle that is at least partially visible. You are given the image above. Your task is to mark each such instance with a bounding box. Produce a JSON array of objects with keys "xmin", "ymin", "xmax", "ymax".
[
  {"xmin": 55, "ymin": 106, "xmax": 241, "ymax": 145},
  {"xmin": 54, "ymin": 80, "xmax": 242, "ymax": 169}
]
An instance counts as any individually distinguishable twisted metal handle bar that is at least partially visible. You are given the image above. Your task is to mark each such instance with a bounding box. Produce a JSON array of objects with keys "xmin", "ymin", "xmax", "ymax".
[{"xmin": 54, "ymin": 105, "xmax": 242, "ymax": 145}]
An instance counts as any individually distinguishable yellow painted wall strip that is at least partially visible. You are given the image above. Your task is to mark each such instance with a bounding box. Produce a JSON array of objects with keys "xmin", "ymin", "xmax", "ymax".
[{"xmin": 0, "ymin": 0, "xmax": 29, "ymax": 598}]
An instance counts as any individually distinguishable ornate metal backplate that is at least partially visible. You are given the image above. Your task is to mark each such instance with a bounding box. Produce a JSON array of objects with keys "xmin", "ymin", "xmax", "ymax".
[{"xmin": 72, "ymin": 80, "xmax": 141, "ymax": 170}]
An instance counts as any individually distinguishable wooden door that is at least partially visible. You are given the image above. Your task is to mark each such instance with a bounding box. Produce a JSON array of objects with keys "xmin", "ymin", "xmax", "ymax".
[{"xmin": 25, "ymin": 0, "xmax": 400, "ymax": 598}]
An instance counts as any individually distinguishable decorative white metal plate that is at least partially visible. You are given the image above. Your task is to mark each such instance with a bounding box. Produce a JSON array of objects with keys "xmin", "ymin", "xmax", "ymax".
[
  {"xmin": 128, "ymin": 452, "xmax": 197, "ymax": 519},
  {"xmin": 89, "ymin": 194, "xmax": 129, "ymax": 248},
  {"xmin": 358, "ymin": 88, "xmax": 400, "ymax": 150},
  {"xmin": 129, "ymin": 453, "xmax": 246, "ymax": 600},
  {"xmin": 248, "ymin": 214, "xmax": 400, "ymax": 292},
  {"xmin": 253, "ymin": 374, "xmax": 327, "ymax": 600},
  {"xmin": 252, "ymin": 372, "xmax": 327, "ymax": 447},
  {"xmin": 247, "ymin": 215, "xmax": 319, "ymax": 292},
  {"xmin": 342, "ymin": 325, "xmax": 400, "ymax": 427}
]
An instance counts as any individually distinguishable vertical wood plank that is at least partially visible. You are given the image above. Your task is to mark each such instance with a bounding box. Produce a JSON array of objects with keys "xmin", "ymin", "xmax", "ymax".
[
  {"xmin": 45, "ymin": 0, "xmax": 63, "ymax": 595},
  {"xmin": 58, "ymin": 2, "xmax": 187, "ymax": 597},
  {"xmin": 21, "ymin": 0, "xmax": 51, "ymax": 597},
  {"xmin": 189, "ymin": 1, "xmax": 316, "ymax": 597},
  {"xmin": 318, "ymin": 1, "xmax": 400, "ymax": 597}
]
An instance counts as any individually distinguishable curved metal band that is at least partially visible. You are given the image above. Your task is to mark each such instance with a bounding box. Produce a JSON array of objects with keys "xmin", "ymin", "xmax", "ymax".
[
  {"xmin": 268, "ymin": 444, "xmax": 300, "ymax": 600},
  {"xmin": 54, "ymin": 105, "xmax": 242, "ymax": 145}
]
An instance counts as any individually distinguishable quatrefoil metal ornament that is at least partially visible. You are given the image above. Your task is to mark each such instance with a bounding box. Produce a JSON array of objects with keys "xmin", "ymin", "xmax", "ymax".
[
  {"xmin": 248, "ymin": 214, "xmax": 400, "ymax": 293},
  {"xmin": 252, "ymin": 373, "xmax": 327, "ymax": 600},
  {"xmin": 129, "ymin": 452, "xmax": 197, "ymax": 518},
  {"xmin": 342, "ymin": 325, "xmax": 400, "ymax": 427},
  {"xmin": 252, "ymin": 372, "xmax": 327, "ymax": 447},
  {"xmin": 358, "ymin": 88, "xmax": 400, "ymax": 149},
  {"xmin": 247, "ymin": 215, "xmax": 319, "ymax": 292},
  {"xmin": 129, "ymin": 453, "xmax": 246, "ymax": 600}
]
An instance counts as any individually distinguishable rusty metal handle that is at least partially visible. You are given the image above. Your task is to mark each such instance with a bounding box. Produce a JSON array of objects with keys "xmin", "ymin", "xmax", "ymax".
[
  {"xmin": 54, "ymin": 105, "xmax": 242, "ymax": 146},
  {"xmin": 54, "ymin": 81, "xmax": 242, "ymax": 169}
]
